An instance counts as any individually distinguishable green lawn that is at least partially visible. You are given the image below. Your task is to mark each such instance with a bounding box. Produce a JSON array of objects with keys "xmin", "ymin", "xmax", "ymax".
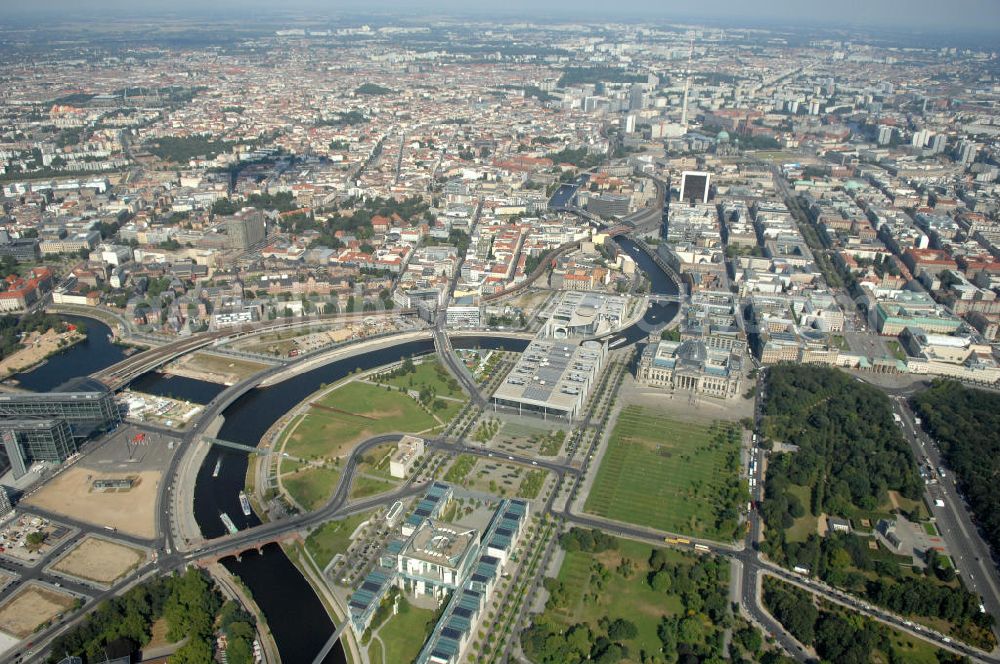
[
  {"xmin": 377, "ymin": 599, "xmax": 436, "ymax": 664},
  {"xmin": 885, "ymin": 491, "xmax": 926, "ymax": 520},
  {"xmin": 882, "ymin": 628, "xmax": 940, "ymax": 664},
  {"xmin": 282, "ymin": 465, "xmax": 342, "ymax": 510},
  {"xmin": 305, "ymin": 510, "xmax": 373, "ymax": 568},
  {"xmin": 382, "ymin": 356, "xmax": 466, "ymax": 399},
  {"xmin": 430, "ymin": 397, "xmax": 463, "ymax": 427},
  {"xmin": 550, "ymin": 538, "xmax": 720, "ymax": 655},
  {"xmin": 922, "ymin": 521, "xmax": 938, "ymax": 537},
  {"xmin": 283, "ymin": 381, "xmax": 437, "ymax": 460},
  {"xmin": 350, "ymin": 475, "xmax": 396, "ymax": 500},
  {"xmin": 278, "ymin": 456, "xmax": 307, "ymax": 475},
  {"xmin": 752, "ymin": 150, "xmax": 802, "ymax": 162},
  {"xmin": 585, "ymin": 407, "xmax": 744, "ymax": 540},
  {"xmin": 368, "ymin": 638, "xmax": 384, "ymax": 664},
  {"xmin": 355, "ymin": 443, "xmax": 399, "ymax": 480},
  {"xmin": 785, "ymin": 484, "xmax": 816, "ymax": 543}
]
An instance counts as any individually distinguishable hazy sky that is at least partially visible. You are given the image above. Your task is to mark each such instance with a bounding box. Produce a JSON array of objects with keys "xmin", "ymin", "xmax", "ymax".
[{"xmin": 9, "ymin": 0, "xmax": 1000, "ymax": 34}]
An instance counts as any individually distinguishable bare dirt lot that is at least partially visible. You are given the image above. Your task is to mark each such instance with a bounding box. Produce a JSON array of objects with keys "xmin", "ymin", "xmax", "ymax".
[
  {"xmin": 51, "ymin": 536, "xmax": 145, "ymax": 585},
  {"xmin": 168, "ymin": 352, "xmax": 271, "ymax": 384},
  {"xmin": 25, "ymin": 468, "xmax": 160, "ymax": 539},
  {"xmin": 0, "ymin": 585, "xmax": 76, "ymax": 638},
  {"xmin": 0, "ymin": 329, "xmax": 84, "ymax": 379}
]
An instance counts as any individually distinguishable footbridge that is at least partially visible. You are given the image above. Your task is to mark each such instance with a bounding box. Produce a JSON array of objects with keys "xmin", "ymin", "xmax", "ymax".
[
  {"xmin": 312, "ymin": 622, "xmax": 353, "ymax": 664},
  {"xmin": 203, "ymin": 436, "xmax": 283, "ymax": 456}
]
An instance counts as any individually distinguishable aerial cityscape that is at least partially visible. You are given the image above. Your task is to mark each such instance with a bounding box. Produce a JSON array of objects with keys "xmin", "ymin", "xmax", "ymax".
[{"xmin": 0, "ymin": 1, "xmax": 998, "ymax": 662}]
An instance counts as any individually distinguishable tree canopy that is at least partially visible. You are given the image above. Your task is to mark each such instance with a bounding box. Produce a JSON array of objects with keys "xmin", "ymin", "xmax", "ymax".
[
  {"xmin": 912, "ymin": 380, "xmax": 1000, "ymax": 561},
  {"xmin": 46, "ymin": 569, "xmax": 248, "ymax": 664}
]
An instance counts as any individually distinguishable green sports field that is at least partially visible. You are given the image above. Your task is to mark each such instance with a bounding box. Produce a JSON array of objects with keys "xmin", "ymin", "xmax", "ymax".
[{"xmin": 584, "ymin": 406, "xmax": 744, "ymax": 540}]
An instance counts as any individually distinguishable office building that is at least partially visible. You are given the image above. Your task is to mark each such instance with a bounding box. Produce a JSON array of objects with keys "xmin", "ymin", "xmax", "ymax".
[
  {"xmin": 958, "ymin": 141, "xmax": 978, "ymax": 165},
  {"xmin": 877, "ymin": 125, "xmax": 894, "ymax": 145},
  {"xmin": 583, "ymin": 192, "xmax": 630, "ymax": 218},
  {"xmin": 0, "ymin": 485, "xmax": 12, "ymax": 519},
  {"xmin": 628, "ymin": 84, "xmax": 644, "ymax": 111},
  {"xmin": 403, "ymin": 481, "xmax": 453, "ymax": 535},
  {"xmin": 929, "ymin": 134, "xmax": 948, "ymax": 154},
  {"xmin": 542, "ymin": 290, "xmax": 628, "ymax": 339},
  {"xmin": 445, "ymin": 304, "xmax": 481, "ymax": 328},
  {"xmin": 679, "ymin": 171, "xmax": 711, "ymax": 204},
  {"xmin": 622, "ymin": 113, "xmax": 637, "ymax": 134},
  {"xmin": 390, "ymin": 435, "xmax": 425, "ymax": 479},
  {"xmin": 898, "ymin": 326, "xmax": 1000, "ymax": 383},
  {"xmin": 39, "ymin": 231, "xmax": 101, "ymax": 256},
  {"xmin": 0, "ymin": 377, "xmax": 121, "ymax": 438},
  {"xmin": 223, "ymin": 208, "xmax": 267, "ymax": 250},
  {"xmin": 492, "ymin": 339, "xmax": 606, "ymax": 420},
  {"xmin": 0, "ymin": 231, "xmax": 41, "ymax": 263},
  {"xmin": 912, "ymin": 129, "xmax": 932, "ymax": 148},
  {"xmin": 1, "ymin": 418, "xmax": 76, "ymax": 479},
  {"xmin": 874, "ymin": 290, "xmax": 963, "ymax": 335}
]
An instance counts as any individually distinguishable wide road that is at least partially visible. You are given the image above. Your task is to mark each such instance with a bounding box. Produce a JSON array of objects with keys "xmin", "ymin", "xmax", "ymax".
[
  {"xmin": 434, "ymin": 199, "xmax": 488, "ymax": 405},
  {"xmin": 743, "ymin": 370, "xmax": 997, "ymax": 662},
  {"xmin": 892, "ymin": 395, "xmax": 1000, "ymax": 636}
]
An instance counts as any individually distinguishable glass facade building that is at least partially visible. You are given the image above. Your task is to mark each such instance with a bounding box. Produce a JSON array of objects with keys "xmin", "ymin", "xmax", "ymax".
[
  {"xmin": 1, "ymin": 418, "xmax": 76, "ymax": 478},
  {"xmin": 0, "ymin": 377, "xmax": 120, "ymax": 437},
  {"xmin": 0, "ymin": 377, "xmax": 120, "ymax": 478}
]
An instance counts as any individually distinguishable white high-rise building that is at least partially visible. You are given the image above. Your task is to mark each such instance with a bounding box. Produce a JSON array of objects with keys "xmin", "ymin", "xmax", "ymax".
[
  {"xmin": 622, "ymin": 113, "xmax": 637, "ymax": 134},
  {"xmin": 912, "ymin": 129, "xmax": 932, "ymax": 148},
  {"xmin": 958, "ymin": 141, "xmax": 978, "ymax": 165}
]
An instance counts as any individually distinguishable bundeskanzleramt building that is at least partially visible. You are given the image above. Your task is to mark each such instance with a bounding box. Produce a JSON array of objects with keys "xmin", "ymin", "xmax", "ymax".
[
  {"xmin": 415, "ymin": 499, "xmax": 528, "ymax": 664},
  {"xmin": 638, "ymin": 339, "xmax": 743, "ymax": 398},
  {"xmin": 396, "ymin": 520, "xmax": 481, "ymax": 600},
  {"xmin": 347, "ymin": 480, "xmax": 530, "ymax": 663}
]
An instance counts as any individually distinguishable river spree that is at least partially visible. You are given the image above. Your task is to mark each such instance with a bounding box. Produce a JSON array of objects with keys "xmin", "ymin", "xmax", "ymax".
[{"xmin": 12, "ymin": 315, "xmax": 126, "ymax": 391}]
